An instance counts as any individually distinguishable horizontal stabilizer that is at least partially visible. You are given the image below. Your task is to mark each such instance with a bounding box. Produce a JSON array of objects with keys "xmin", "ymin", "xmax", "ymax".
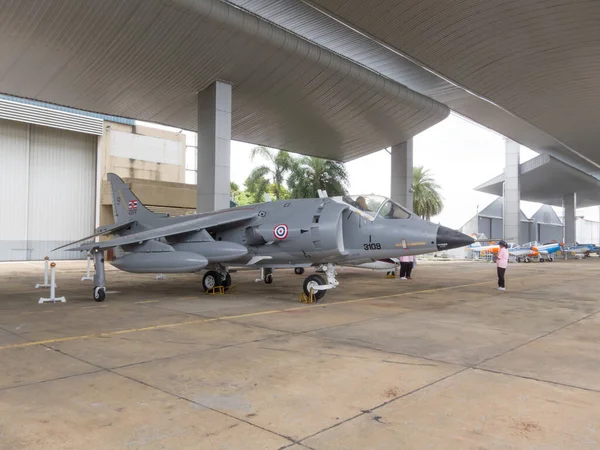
[{"xmin": 53, "ymin": 220, "xmax": 136, "ymax": 251}]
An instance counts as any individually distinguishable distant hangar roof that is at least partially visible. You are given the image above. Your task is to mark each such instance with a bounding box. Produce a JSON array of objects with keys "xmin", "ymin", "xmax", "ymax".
[{"xmin": 475, "ymin": 154, "xmax": 600, "ymax": 208}]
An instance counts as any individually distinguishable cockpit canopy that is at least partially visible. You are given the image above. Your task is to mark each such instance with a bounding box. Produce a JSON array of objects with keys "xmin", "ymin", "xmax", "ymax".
[{"xmin": 332, "ymin": 194, "xmax": 412, "ymax": 220}]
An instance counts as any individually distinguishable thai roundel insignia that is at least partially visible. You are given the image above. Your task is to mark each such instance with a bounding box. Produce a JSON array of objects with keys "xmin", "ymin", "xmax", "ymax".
[{"xmin": 273, "ymin": 224, "xmax": 289, "ymax": 240}]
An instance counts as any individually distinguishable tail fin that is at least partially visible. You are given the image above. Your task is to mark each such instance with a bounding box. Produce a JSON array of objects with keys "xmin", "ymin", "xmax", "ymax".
[{"xmin": 107, "ymin": 173, "xmax": 158, "ymax": 224}]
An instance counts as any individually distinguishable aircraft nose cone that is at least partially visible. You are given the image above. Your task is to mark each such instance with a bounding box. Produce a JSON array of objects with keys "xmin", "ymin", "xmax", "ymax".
[{"xmin": 436, "ymin": 226, "xmax": 474, "ymax": 251}]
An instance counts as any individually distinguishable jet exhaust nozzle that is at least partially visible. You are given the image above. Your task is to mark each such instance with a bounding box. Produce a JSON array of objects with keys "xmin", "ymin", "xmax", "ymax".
[{"xmin": 436, "ymin": 226, "xmax": 474, "ymax": 251}]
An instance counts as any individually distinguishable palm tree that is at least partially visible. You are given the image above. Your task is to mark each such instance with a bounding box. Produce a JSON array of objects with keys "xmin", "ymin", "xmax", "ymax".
[
  {"xmin": 245, "ymin": 146, "xmax": 293, "ymax": 202},
  {"xmin": 287, "ymin": 156, "xmax": 349, "ymax": 198},
  {"xmin": 412, "ymin": 166, "xmax": 443, "ymax": 220}
]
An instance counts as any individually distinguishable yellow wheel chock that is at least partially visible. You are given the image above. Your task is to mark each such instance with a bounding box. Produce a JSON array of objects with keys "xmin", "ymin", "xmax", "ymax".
[
  {"xmin": 205, "ymin": 285, "xmax": 237, "ymax": 295},
  {"xmin": 299, "ymin": 288, "xmax": 317, "ymax": 304},
  {"xmin": 206, "ymin": 286, "xmax": 225, "ymax": 295}
]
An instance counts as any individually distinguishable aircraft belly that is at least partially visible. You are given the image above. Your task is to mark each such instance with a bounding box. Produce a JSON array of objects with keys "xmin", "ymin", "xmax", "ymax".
[
  {"xmin": 110, "ymin": 251, "xmax": 208, "ymax": 273},
  {"xmin": 171, "ymin": 241, "xmax": 248, "ymax": 262}
]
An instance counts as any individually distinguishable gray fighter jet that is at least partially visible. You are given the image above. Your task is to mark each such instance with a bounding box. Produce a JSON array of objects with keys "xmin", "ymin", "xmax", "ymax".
[{"xmin": 55, "ymin": 174, "xmax": 473, "ymax": 302}]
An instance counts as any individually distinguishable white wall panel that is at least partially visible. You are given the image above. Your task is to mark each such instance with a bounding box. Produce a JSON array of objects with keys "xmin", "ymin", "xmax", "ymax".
[
  {"xmin": 0, "ymin": 119, "xmax": 28, "ymax": 260},
  {"xmin": 110, "ymin": 130, "xmax": 183, "ymax": 166},
  {"xmin": 28, "ymin": 125, "xmax": 96, "ymax": 260}
]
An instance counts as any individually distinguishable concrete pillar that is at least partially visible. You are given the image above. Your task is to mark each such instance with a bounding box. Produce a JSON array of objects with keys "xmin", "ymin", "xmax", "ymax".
[
  {"xmin": 197, "ymin": 81, "xmax": 232, "ymax": 212},
  {"xmin": 390, "ymin": 139, "xmax": 413, "ymax": 210},
  {"xmin": 503, "ymin": 138, "xmax": 520, "ymax": 244},
  {"xmin": 563, "ymin": 193, "xmax": 576, "ymax": 245}
]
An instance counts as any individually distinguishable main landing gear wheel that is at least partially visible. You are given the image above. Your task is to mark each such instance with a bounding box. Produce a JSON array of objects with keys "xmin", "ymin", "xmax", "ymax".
[
  {"xmin": 303, "ymin": 274, "xmax": 326, "ymax": 301},
  {"xmin": 203, "ymin": 271, "xmax": 222, "ymax": 291},
  {"xmin": 222, "ymin": 273, "xmax": 232, "ymax": 289},
  {"xmin": 294, "ymin": 267, "xmax": 305, "ymax": 275},
  {"xmin": 547, "ymin": 256, "xmax": 554, "ymax": 262},
  {"xmin": 524, "ymin": 257, "xmax": 531, "ymax": 263},
  {"xmin": 93, "ymin": 286, "xmax": 106, "ymax": 302},
  {"xmin": 264, "ymin": 273, "xmax": 273, "ymax": 284}
]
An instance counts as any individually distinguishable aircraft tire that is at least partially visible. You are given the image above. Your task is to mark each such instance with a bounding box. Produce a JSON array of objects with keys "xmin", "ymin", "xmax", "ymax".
[
  {"xmin": 294, "ymin": 267, "xmax": 305, "ymax": 275},
  {"xmin": 516, "ymin": 257, "xmax": 521, "ymax": 263},
  {"xmin": 223, "ymin": 273, "xmax": 232, "ymax": 289},
  {"xmin": 264, "ymin": 273, "xmax": 273, "ymax": 284},
  {"xmin": 93, "ymin": 286, "xmax": 106, "ymax": 302},
  {"xmin": 203, "ymin": 271, "xmax": 222, "ymax": 291},
  {"xmin": 525, "ymin": 257, "xmax": 531, "ymax": 263},
  {"xmin": 303, "ymin": 274, "xmax": 326, "ymax": 301},
  {"xmin": 540, "ymin": 258, "xmax": 545, "ymax": 263}
]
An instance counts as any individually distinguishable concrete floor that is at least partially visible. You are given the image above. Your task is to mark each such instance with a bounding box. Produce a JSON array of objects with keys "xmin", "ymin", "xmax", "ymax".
[{"xmin": 0, "ymin": 258, "xmax": 599, "ymax": 449}]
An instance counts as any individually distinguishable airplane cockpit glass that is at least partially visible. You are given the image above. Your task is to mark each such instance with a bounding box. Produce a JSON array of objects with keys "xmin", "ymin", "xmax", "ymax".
[
  {"xmin": 337, "ymin": 195, "xmax": 411, "ymax": 219},
  {"xmin": 378, "ymin": 200, "xmax": 411, "ymax": 219}
]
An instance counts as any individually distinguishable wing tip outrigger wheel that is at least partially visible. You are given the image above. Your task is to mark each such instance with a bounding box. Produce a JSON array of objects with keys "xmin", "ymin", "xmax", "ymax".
[
  {"xmin": 93, "ymin": 286, "xmax": 106, "ymax": 302},
  {"xmin": 92, "ymin": 247, "xmax": 106, "ymax": 302}
]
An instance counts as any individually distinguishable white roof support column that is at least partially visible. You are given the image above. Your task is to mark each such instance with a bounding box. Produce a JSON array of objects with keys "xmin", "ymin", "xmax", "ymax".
[
  {"xmin": 563, "ymin": 193, "xmax": 576, "ymax": 245},
  {"xmin": 390, "ymin": 139, "xmax": 413, "ymax": 211},
  {"xmin": 197, "ymin": 81, "xmax": 232, "ymax": 213},
  {"xmin": 503, "ymin": 138, "xmax": 520, "ymax": 244}
]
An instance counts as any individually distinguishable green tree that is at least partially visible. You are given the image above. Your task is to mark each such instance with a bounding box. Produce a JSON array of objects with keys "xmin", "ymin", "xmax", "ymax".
[
  {"xmin": 287, "ymin": 156, "xmax": 349, "ymax": 198},
  {"xmin": 412, "ymin": 166, "xmax": 443, "ymax": 220},
  {"xmin": 246, "ymin": 146, "xmax": 293, "ymax": 201},
  {"xmin": 233, "ymin": 190, "xmax": 253, "ymax": 206},
  {"xmin": 244, "ymin": 166, "xmax": 271, "ymax": 203}
]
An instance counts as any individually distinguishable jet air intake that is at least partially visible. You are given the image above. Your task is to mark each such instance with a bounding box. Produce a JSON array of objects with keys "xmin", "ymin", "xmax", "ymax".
[{"xmin": 436, "ymin": 226, "xmax": 474, "ymax": 251}]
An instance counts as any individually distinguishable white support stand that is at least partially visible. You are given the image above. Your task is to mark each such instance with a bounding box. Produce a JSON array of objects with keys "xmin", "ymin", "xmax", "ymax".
[
  {"xmin": 81, "ymin": 253, "xmax": 94, "ymax": 281},
  {"xmin": 35, "ymin": 257, "xmax": 54, "ymax": 288},
  {"xmin": 39, "ymin": 263, "xmax": 66, "ymax": 304}
]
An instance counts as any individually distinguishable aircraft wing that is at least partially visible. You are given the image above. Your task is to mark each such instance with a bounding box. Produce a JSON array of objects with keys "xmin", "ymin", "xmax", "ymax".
[
  {"xmin": 61, "ymin": 210, "xmax": 257, "ymax": 251},
  {"xmin": 53, "ymin": 219, "xmax": 137, "ymax": 251}
]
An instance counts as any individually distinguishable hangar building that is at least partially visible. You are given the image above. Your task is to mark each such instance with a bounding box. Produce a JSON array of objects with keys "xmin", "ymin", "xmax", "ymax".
[{"xmin": 0, "ymin": 96, "xmax": 197, "ymax": 261}]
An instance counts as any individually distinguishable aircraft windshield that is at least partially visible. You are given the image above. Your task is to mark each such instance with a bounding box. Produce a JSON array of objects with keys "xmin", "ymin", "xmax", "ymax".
[{"xmin": 337, "ymin": 195, "xmax": 411, "ymax": 219}]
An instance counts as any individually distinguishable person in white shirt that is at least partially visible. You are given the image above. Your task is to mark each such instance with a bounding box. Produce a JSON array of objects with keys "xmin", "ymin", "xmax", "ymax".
[
  {"xmin": 399, "ymin": 255, "xmax": 414, "ymax": 280},
  {"xmin": 496, "ymin": 240, "xmax": 509, "ymax": 291}
]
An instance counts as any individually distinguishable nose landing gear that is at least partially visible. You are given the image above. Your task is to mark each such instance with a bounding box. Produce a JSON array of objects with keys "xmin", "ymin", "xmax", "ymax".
[{"xmin": 302, "ymin": 263, "xmax": 338, "ymax": 301}]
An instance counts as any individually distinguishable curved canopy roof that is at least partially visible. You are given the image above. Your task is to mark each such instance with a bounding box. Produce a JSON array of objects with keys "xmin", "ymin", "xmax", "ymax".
[
  {"xmin": 229, "ymin": 0, "xmax": 600, "ymax": 175},
  {"xmin": 0, "ymin": 0, "xmax": 448, "ymax": 162}
]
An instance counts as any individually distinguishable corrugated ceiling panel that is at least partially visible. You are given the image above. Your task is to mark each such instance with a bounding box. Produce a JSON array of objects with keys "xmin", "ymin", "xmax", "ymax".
[{"xmin": 0, "ymin": 98, "xmax": 104, "ymax": 135}]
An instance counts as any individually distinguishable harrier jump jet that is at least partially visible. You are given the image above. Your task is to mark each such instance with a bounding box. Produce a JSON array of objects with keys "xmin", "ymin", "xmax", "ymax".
[{"xmin": 55, "ymin": 174, "xmax": 473, "ymax": 302}]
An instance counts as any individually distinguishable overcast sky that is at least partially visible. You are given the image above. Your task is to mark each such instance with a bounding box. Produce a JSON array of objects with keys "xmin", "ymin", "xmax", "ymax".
[{"xmin": 142, "ymin": 112, "xmax": 600, "ymax": 230}]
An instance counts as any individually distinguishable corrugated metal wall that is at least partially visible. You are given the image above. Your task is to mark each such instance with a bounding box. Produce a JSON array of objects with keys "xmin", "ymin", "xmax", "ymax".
[
  {"xmin": 576, "ymin": 219, "xmax": 600, "ymax": 245},
  {"xmin": 520, "ymin": 222, "xmax": 532, "ymax": 244},
  {"xmin": 539, "ymin": 224, "xmax": 563, "ymax": 244},
  {"xmin": 491, "ymin": 218, "xmax": 503, "ymax": 240},
  {"xmin": 0, "ymin": 119, "xmax": 96, "ymax": 261},
  {"xmin": 0, "ymin": 119, "xmax": 29, "ymax": 260},
  {"xmin": 28, "ymin": 126, "xmax": 96, "ymax": 260}
]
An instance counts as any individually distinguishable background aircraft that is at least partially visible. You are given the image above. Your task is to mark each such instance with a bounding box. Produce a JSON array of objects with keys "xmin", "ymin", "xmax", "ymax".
[{"xmin": 55, "ymin": 174, "xmax": 473, "ymax": 302}]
